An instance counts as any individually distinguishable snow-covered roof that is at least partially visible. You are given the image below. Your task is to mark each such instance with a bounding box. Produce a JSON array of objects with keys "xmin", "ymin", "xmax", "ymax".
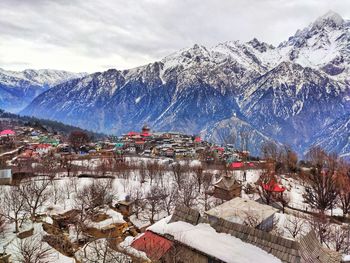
[
  {"xmin": 205, "ymin": 197, "xmax": 277, "ymax": 226},
  {"xmin": 85, "ymin": 209, "xmax": 125, "ymax": 229},
  {"xmin": 147, "ymin": 217, "xmax": 281, "ymax": 263},
  {"xmin": 214, "ymin": 175, "xmax": 239, "ymax": 190}
]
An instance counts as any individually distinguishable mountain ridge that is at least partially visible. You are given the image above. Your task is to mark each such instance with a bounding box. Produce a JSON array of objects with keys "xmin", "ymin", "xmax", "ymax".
[{"xmin": 16, "ymin": 11, "xmax": 350, "ymax": 156}]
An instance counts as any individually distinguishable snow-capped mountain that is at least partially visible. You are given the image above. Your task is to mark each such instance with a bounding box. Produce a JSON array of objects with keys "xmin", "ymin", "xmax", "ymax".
[
  {"xmin": 311, "ymin": 114, "xmax": 350, "ymax": 158},
  {"xmin": 0, "ymin": 69, "xmax": 85, "ymax": 112},
  {"xmin": 239, "ymin": 61, "xmax": 348, "ymax": 153},
  {"xmin": 21, "ymin": 11, "xmax": 350, "ymax": 156},
  {"xmin": 278, "ymin": 11, "xmax": 350, "ymax": 83}
]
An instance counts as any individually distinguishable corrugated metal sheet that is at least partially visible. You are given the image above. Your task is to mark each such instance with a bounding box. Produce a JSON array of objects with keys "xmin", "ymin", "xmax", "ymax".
[{"xmin": 0, "ymin": 169, "xmax": 12, "ymax": 179}]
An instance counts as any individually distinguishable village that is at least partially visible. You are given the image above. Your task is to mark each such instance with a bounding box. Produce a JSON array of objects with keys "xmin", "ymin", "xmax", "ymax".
[{"xmin": 0, "ymin": 121, "xmax": 349, "ymax": 263}]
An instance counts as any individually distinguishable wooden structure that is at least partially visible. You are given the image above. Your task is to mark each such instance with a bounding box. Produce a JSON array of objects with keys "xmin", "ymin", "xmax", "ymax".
[
  {"xmin": 212, "ymin": 174, "xmax": 241, "ymax": 200},
  {"xmin": 168, "ymin": 205, "xmax": 342, "ymax": 263},
  {"xmin": 0, "ymin": 253, "xmax": 10, "ymax": 263},
  {"xmin": 115, "ymin": 197, "xmax": 134, "ymax": 216},
  {"xmin": 206, "ymin": 197, "xmax": 277, "ymax": 231}
]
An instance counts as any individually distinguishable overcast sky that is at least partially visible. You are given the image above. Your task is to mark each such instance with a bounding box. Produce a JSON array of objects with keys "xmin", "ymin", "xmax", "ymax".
[{"xmin": 0, "ymin": 0, "xmax": 349, "ymax": 73}]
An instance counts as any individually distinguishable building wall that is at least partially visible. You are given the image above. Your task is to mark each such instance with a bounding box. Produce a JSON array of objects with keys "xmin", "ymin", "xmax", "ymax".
[{"xmin": 162, "ymin": 244, "xmax": 210, "ymax": 263}]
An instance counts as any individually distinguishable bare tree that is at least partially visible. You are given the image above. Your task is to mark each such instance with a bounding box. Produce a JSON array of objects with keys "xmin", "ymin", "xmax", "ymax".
[
  {"xmin": 81, "ymin": 239, "xmax": 132, "ymax": 263},
  {"xmin": 128, "ymin": 187, "xmax": 144, "ymax": 220},
  {"xmin": 284, "ymin": 213, "xmax": 306, "ymax": 239},
  {"xmin": 68, "ymin": 130, "xmax": 90, "ymax": 154},
  {"xmin": 15, "ymin": 235, "xmax": 54, "ymax": 263},
  {"xmin": 138, "ymin": 161, "xmax": 147, "ymax": 184},
  {"xmin": 303, "ymin": 147, "xmax": 338, "ymax": 214},
  {"xmin": 36, "ymin": 153, "xmax": 58, "ymax": 180},
  {"xmin": 72, "ymin": 182, "xmax": 105, "ymax": 241},
  {"xmin": 308, "ymin": 213, "xmax": 332, "ymax": 246},
  {"xmin": 61, "ymin": 155, "xmax": 74, "ymax": 177},
  {"xmin": 75, "ymin": 179, "xmax": 115, "ymax": 211},
  {"xmin": 0, "ymin": 212, "xmax": 5, "ymax": 235},
  {"xmin": 179, "ymin": 177, "xmax": 199, "ymax": 208},
  {"xmin": 202, "ymin": 172, "xmax": 213, "ymax": 210},
  {"xmin": 146, "ymin": 161, "xmax": 163, "ymax": 185},
  {"xmin": 144, "ymin": 186, "xmax": 167, "ymax": 224},
  {"xmin": 0, "ymin": 187, "xmax": 27, "ymax": 232},
  {"xmin": 20, "ymin": 178, "xmax": 51, "ymax": 220},
  {"xmin": 281, "ymin": 145, "xmax": 298, "ymax": 174},
  {"xmin": 192, "ymin": 165, "xmax": 204, "ymax": 192},
  {"xmin": 336, "ymin": 161, "xmax": 350, "ymax": 216},
  {"xmin": 276, "ymin": 192, "xmax": 290, "ymax": 214},
  {"xmin": 330, "ymin": 224, "xmax": 350, "ymax": 252},
  {"xmin": 50, "ymin": 182, "xmax": 64, "ymax": 205},
  {"xmin": 162, "ymin": 184, "xmax": 179, "ymax": 216},
  {"xmin": 171, "ymin": 162, "xmax": 186, "ymax": 190}
]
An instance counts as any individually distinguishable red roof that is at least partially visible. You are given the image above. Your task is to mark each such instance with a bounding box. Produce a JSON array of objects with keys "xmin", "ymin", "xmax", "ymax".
[
  {"xmin": 141, "ymin": 132, "xmax": 151, "ymax": 137},
  {"xmin": 262, "ymin": 179, "xmax": 286, "ymax": 193},
  {"xmin": 131, "ymin": 231, "xmax": 173, "ymax": 260},
  {"xmin": 0, "ymin": 129, "xmax": 15, "ymax": 136},
  {"xmin": 230, "ymin": 162, "xmax": 244, "ymax": 168},
  {"xmin": 127, "ymin": 131, "xmax": 139, "ymax": 136},
  {"xmin": 135, "ymin": 141, "xmax": 145, "ymax": 145},
  {"xmin": 194, "ymin": 137, "xmax": 201, "ymax": 142},
  {"xmin": 36, "ymin": 143, "xmax": 51, "ymax": 149}
]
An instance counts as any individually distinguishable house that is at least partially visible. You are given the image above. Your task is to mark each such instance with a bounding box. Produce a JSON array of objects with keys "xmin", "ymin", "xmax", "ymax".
[
  {"xmin": 205, "ymin": 197, "xmax": 277, "ymax": 231},
  {"xmin": 35, "ymin": 143, "xmax": 52, "ymax": 155},
  {"xmin": 127, "ymin": 145, "xmax": 136, "ymax": 154},
  {"xmin": 131, "ymin": 231, "xmax": 173, "ymax": 262},
  {"xmin": 0, "ymin": 169, "xmax": 12, "ymax": 185},
  {"xmin": 211, "ymin": 174, "xmax": 242, "ymax": 200},
  {"xmin": 135, "ymin": 141, "xmax": 145, "ymax": 152},
  {"xmin": 131, "ymin": 206, "xmax": 283, "ymax": 263},
  {"xmin": 0, "ymin": 129, "xmax": 15, "ymax": 137},
  {"xmin": 139, "ymin": 205, "xmax": 342, "ymax": 263}
]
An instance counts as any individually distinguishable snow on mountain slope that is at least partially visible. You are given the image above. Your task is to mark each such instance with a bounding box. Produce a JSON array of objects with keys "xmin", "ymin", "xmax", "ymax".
[
  {"xmin": 311, "ymin": 114, "xmax": 350, "ymax": 157},
  {"xmin": 0, "ymin": 69, "xmax": 85, "ymax": 112},
  {"xmin": 278, "ymin": 11, "xmax": 350, "ymax": 83},
  {"xmin": 200, "ymin": 116, "xmax": 276, "ymax": 156},
  {"xmin": 239, "ymin": 61, "xmax": 348, "ymax": 152},
  {"xmin": 20, "ymin": 11, "xmax": 350, "ymax": 156},
  {"xmin": 0, "ymin": 68, "xmax": 86, "ymax": 87}
]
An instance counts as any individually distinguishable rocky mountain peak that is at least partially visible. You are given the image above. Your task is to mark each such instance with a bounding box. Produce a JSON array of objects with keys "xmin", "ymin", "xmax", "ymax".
[
  {"xmin": 247, "ymin": 38, "xmax": 274, "ymax": 53},
  {"xmin": 311, "ymin": 10, "xmax": 344, "ymax": 30}
]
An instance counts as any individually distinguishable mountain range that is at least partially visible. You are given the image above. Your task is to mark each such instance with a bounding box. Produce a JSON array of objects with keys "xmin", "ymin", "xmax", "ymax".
[
  {"xmin": 1, "ymin": 11, "xmax": 349, "ymax": 157},
  {"xmin": 0, "ymin": 68, "xmax": 85, "ymax": 113}
]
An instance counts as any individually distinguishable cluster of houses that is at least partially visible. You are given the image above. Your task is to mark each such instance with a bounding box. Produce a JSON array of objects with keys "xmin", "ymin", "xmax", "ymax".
[
  {"xmin": 1, "ymin": 123, "xmax": 258, "ymax": 168},
  {"xmin": 111, "ymin": 125, "xmax": 254, "ymax": 163}
]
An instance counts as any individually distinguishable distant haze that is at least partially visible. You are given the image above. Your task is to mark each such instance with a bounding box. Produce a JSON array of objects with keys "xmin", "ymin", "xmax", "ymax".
[{"xmin": 0, "ymin": 0, "xmax": 349, "ymax": 72}]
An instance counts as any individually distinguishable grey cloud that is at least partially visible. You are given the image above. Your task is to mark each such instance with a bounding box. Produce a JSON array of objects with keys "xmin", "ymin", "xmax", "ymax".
[{"xmin": 0, "ymin": 0, "xmax": 349, "ymax": 72}]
